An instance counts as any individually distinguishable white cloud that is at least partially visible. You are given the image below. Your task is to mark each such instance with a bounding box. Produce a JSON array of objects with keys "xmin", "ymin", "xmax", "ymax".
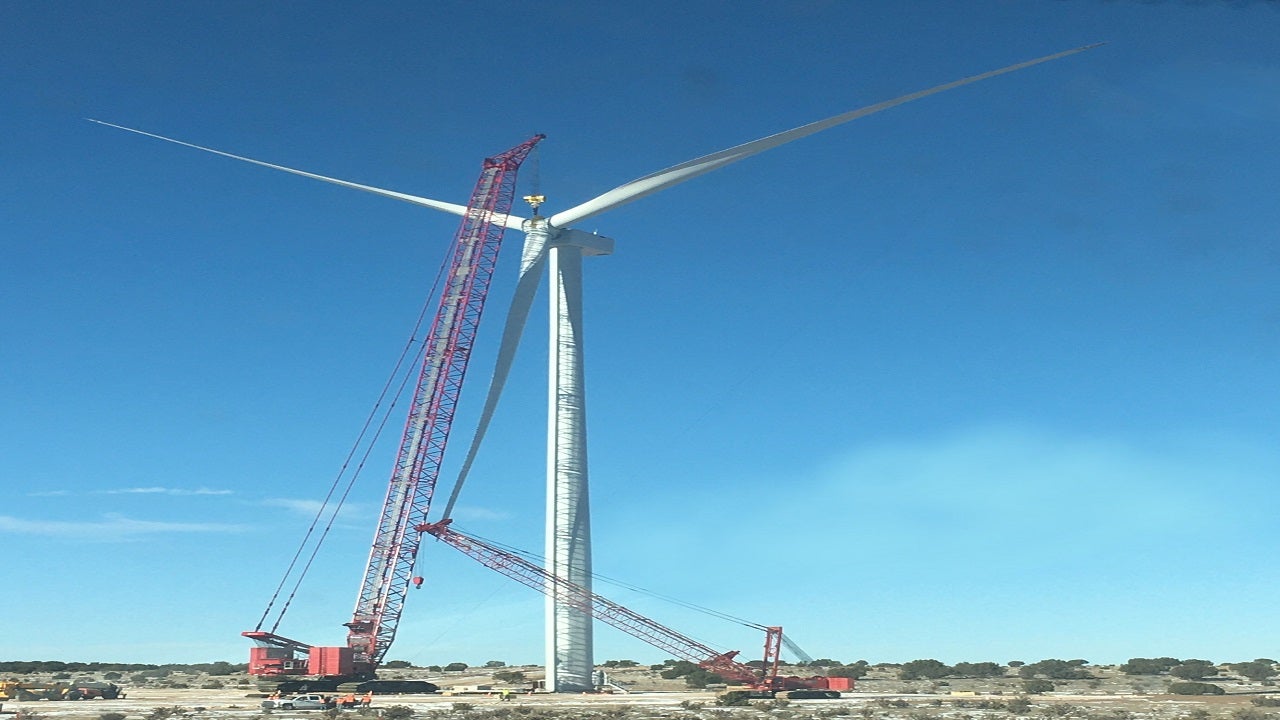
[
  {"xmin": 0, "ymin": 513, "xmax": 246, "ymax": 540},
  {"xmin": 261, "ymin": 498, "xmax": 369, "ymax": 523},
  {"xmin": 809, "ymin": 425, "xmax": 1273, "ymax": 547}
]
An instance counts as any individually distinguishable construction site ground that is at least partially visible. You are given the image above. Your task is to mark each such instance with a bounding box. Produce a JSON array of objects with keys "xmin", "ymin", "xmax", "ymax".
[{"xmin": 3, "ymin": 666, "xmax": 1277, "ymax": 720}]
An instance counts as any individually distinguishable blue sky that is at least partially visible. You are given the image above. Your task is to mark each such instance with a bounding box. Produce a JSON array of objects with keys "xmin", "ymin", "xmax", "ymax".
[{"xmin": 2, "ymin": 1, "xmax": 1277, "ymax": 669}]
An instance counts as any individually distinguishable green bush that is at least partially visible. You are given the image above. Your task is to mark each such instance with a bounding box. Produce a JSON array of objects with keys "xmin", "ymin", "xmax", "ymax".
[
  {"xmin": 1019, "ymin": 660, "xmax": 1090, "ymax": 680},
  {"xmin": 1168, "ymin": 682, "xmax": 1225, "ymax": 696},
  {"xmin": 1235, "ymin": 662, "xmax": 1279, "ymax": 682},
  {"xmin": 953, "ymin": 662, "xmax": 1005, "ymax": 678},
  {"xmin": 1006, "ymin": 697, "xmax": 1033, "ymax": 714},
  {"xmin": 492, "ymin": 670, "xmax": 525, "ymax": 684},
  {"xmin": 1171, "ymin": 661, "xmax": 1219, "ymax": 680},
  {"xmin": 1023, "ymin": 679, "xmax": 1054, "ymax": 694},
  {"xmin": 900, "ymin": 659, "xmax": 950, "ymax": 680},
  {"xmin": 100, "ymin": 713, "xmax": 126, "ymax": 720},
  {"xmin": 381, "ymin": 706, "xmax": 414, "ymax": 720}
]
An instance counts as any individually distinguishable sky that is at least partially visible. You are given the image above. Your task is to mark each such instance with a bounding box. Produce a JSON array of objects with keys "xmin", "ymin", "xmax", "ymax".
[{"xmin": 1, "ymin": 1, "xmax": 1277, "ymax": 671}]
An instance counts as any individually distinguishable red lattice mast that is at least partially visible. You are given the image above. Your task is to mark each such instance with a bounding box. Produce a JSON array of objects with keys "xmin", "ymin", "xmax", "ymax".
[
  {"xmin": 345, "ymin": 136, "xmax": 544, "ymax": 670},
  {"xmin": 419, "ymin": 519, "xmax": 768, "ymax": 686}
]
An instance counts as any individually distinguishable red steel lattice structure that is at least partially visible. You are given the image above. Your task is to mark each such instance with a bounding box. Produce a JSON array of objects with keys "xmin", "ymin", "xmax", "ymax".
[
  {"xmin": 245, "ymin": 134, "xmax": 544, "ymax": 679},
  {"xmin": 418, "ymin": 519, "xmax": 770, "ymax": 687}
]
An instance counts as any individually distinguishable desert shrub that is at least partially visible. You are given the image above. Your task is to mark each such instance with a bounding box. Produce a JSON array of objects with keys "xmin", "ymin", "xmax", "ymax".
[
  {"xmin": 15, "ymin": 712, "xmax": 44, "ymax": 720},
  {"xmin": 200, "ymin": 680, "xmax": 224, "ymax": 689},
  {"xmin": 1040, "ymin": 704, "xmax": 1078, "ymax": 718},
  {"xmin": 493, "ymin": 670, "xmax": 526, "ymax": 684},
  {"xmin": 443, "ymin": 662, "xmax": 468, "ymax": 672},
  {"xmin": 450, "ymin": 703, "xmax": 473, "ymax": 712},
  {"xmin": 877, "ymin": 699, "xmax": 910, "ymax": 709},
  {"xmin": 715, "ymin": 692, "xmax": 751, "ymax": 707},
  {"xmin": 1024, "ymin": 680, "xmax": 1055, "ymax": 694},
  {"xmin": 900, "ymin": 659, "xmax": 950, "ymax": 680},
  {"xmin": 381, "ymin": 706, "xmax": 414, "ymax": 720},
  {"xmin": 830, "ymin": 662, "xmax": 870, "ymax": 679},
  {"xmin": 678, "ymin": 700, "xmax": 704, "ymax": 710},
  {"xmin": 100, "ymin": 713, "xmax": 127, "ymax": 720},
  {"xmin": 104, "ymin": 672, "xmax": 123, "ymax": 681},
  {"xmin": 1168, "ymin": 682, "xmax": 1225, "ymax": 696},
  {"xmin": 1171, "ymin": 661, "xmax": 1219, "ymax": 680},
  {"xmin": 1006, "ymin": 697, "xmax": 1033, "ymax": 714},
  {"xmin": 953, "ymin": 662, "xmax": 1005, "ymax": 678},
  {"xmin": 1252, "ymin": 698, "xmax": 1280, "ymax": 708},
  {"xmin": 144, "ymin": 707, "xmax": 189, "ymax": 720},
  {"xmin": 1120, "ymin": 658, "xmax": 1180, "ymax": 675},
  {"xmin": 1020, "ymin": 660, "xmax": 1090, "ymax": 680},
  {"xmin": 1232, "ymin": 710, "xmax": 1275, "ymax": 720},
  {"xmin": 1236, "ymin": 662, "xmax": 1279, "ymax": 682}
]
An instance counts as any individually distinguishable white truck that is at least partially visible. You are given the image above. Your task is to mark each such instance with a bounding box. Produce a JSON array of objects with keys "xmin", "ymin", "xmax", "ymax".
[{"xmin": 261, "ymin": 694, "xmax": 334, "ymax": 710}]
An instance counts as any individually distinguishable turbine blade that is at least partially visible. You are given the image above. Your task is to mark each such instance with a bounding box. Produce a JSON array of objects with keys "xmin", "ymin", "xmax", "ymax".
[
  {"xmin": 440, "ymin": 233, "xmax": 549, "ymax": 520},
  {"xmin": 86, "ymin": 118, "xmax": 528, "ymax": 231},
  {"xmin": 548, "ymin": 43, "xmax": 1103, "ymax": 229}
]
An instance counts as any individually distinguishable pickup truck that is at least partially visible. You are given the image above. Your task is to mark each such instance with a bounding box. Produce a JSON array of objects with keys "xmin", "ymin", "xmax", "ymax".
[{"xmin": 261, "ymin": 694, "xmax": 334, "ymax": 710}]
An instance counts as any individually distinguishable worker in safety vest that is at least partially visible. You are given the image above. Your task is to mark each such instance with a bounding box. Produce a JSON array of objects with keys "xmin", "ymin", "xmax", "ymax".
[{"xmin": 361, "ymin": 692, "xmax": 372, "ymax": 707}]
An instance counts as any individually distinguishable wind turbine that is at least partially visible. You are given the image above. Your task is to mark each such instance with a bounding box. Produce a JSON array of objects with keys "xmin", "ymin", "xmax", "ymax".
[{"xmin": 90, "ymin": 42, "xmax": 1100, "ymax": 692}]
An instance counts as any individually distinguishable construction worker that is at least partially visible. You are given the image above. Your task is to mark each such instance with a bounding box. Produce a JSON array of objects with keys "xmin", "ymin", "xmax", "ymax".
[
  {"xmin": 341, "ymin": 692, "xmax": 357, "ymax": 708},
  {"xmin": 361, "ymin": 691, "xmax": 373, "ymax": 707}
]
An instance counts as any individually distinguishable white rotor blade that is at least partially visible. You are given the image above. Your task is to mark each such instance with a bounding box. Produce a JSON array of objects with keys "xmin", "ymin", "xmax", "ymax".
[
  {"xmin": 440, "ymin": 233, "xmax": 550, "ymax": 520},
  {"xmin": 87, "ymin": 118, "xmax": 528, "ymax": 231},
  {"xmin": 548, "ymin": 43, "xmax": 1103, "ymax": 229}
]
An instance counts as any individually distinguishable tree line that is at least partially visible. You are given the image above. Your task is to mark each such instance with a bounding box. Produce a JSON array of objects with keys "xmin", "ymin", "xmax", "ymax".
[{"xmin": 0, "ymin": 661, "xmax": 247, "ymax": 675}]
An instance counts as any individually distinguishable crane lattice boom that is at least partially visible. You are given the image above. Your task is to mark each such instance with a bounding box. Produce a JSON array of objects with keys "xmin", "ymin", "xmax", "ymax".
[
  {"xmin": 347, "ymin": 136, "xmax": 544, "ymax": 670},
  {"xmin": 418, "ymin": 519, "xmax": 768, "ymax": 686},
  {"xmin": 243, "ymin": 135, "xmax": 543, "ymax": 681}
]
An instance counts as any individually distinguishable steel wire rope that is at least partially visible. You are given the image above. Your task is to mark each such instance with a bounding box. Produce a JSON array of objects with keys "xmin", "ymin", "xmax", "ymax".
[
  {"xmin": 268, "ymin": 336, "xmax": 429, "ymax": 634},
  {"xmin": 255, "ymin": 242, "xmax": 452, "ymax": 633}
]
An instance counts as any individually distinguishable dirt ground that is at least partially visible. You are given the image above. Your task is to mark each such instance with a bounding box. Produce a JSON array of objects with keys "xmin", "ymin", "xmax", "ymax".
[
  {"xmin": 4, "ymin": 664, "xmax": 1276, "ymax": 720},
  {"xmin": 2, "ymin": 684, "xmax": 1274, "ymax": 720}
]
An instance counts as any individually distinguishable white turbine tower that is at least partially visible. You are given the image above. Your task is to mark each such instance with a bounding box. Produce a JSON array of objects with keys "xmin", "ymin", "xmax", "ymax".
[{"xmin": 91, "ymin": 43, "xmax": 1099, "ymax": 692}]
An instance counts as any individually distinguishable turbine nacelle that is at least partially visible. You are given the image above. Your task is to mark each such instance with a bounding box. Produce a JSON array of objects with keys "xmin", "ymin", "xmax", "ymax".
[{"xmin": 523, "ymin": 218, "xmax": 615, "ymax": 257}]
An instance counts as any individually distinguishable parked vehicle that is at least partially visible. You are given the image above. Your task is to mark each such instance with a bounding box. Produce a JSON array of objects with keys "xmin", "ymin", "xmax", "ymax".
[{"xmin": 261, "ymin": 694, "xmax": 334, "ymax": 710}]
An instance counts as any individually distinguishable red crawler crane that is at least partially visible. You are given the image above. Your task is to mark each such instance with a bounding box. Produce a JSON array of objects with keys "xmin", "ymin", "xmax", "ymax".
[
  {"xmin": 419, "ymin": 519, "xmax": 849, "ymax": 699},
  {"xmin": 243, "ymin": 135, "xmax": 544, "ymax": 692}
]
